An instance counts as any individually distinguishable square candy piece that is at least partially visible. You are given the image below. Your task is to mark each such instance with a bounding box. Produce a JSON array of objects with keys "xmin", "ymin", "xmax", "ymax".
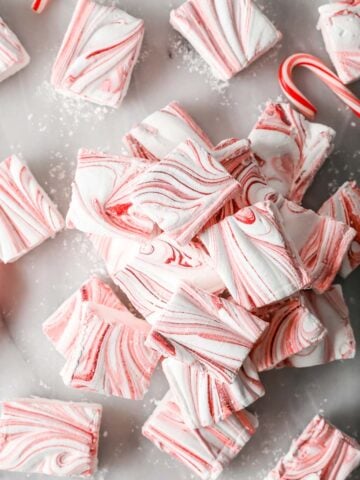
[
  {"xmin": 277, "ymin": 198, "xmax": 356, "ymax": 293},
  {"xmin": 318, "ymin": 181, "xmax": 360, "ymax": 278},
  {"xmin": 0, "ymin": 17, "xmax": 30, "ymax": 82},
  {"xmin": 265, "ymin": 415, "xmax": 360, "ymax": 480},
  {"xmin": 66, "ymin": 149, "xmax": 158, "ymax": 241},
  {"xmin": 280, "ymin": 285, "xmax": 356, "ymax": 368},
  {"xmin": 131, "ymin": 139, "xmax": 241, "ymax": 246},
  {"xmin": 200, "ymin": 201, "xmax": 309, "ymax": 310},
  {"xmin": 249, "ymin": 102, "xmax": 335, "ymax": 203},
  {"xmin": 146, "ymin": 282, "xmax": 268, "ymax": 383},
  {"xmin": 61, "ymin": 302, "xmax": 160, "ymax": 399},
  {"xmin": 250, "ymin": 296, "xmax": 327, "ymax": 372},
  {"xmin": 170, "ymin": 0, "xmax": 282, "ymax": 80},
  {"xmin": 51, "ymin": 0, "xmax": 144, "ymax": 107},
  {"xmin": 123, "ymin": 101, "xmax": 214, "ymax": 161},
  {"xmin": 163, "ymin": 357, "xmax": 265, "ymax": 429},
  {"xmin": 0, "ymin": 397, "xmax": 102, "ymax": 477},
  {"xmin": 143, "ymin": 392, "xmax": 258, "ymax": 480},
  {"xmin": 318, "ymin": 2, "xmax": 360, "ymax": 84},
  {"xmin": 43, "ymin": 275, "xmax": 124, "ymax": 357},
  {"xmin": 0, "ymin": 155, "xmax": 64, "ymax": 263},
  {"xmin": 91, "ymin": 233, "xmax": 225, "ymax": 321}
]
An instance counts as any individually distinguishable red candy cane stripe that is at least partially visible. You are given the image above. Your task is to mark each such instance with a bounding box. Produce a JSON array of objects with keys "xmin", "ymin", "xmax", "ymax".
[
  {"xmin": 32, "ymin": 0, "xmax": 51, "ymax": 13},
  {"xmin": 279, "ymin": 53, "xmax": 360, "ymax": 119}
]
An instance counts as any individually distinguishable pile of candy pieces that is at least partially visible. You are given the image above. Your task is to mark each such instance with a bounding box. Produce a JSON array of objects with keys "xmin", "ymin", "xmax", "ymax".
[
  {"xmin": 0, "ymin": 0, "xmax": 359, "ymax": 478},
  {"xmin": 1, "ymin": 98, "xmax": 360, "ymax": 478}
]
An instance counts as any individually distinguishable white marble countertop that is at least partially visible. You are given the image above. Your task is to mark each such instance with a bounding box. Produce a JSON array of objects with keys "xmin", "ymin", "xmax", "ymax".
[{"xmin": 0, "ymin": 0, "xmax": 359, "ymax": 479}]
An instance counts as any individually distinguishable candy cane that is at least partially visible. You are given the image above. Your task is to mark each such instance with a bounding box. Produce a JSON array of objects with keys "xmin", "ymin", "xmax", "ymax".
[
  {"xmin": 32, "ymin": 0, "xmax": 51, "ymax": 13},
  {"xmin": 279, "ymin": 53, "xmax": 360, "ymax": 119}
]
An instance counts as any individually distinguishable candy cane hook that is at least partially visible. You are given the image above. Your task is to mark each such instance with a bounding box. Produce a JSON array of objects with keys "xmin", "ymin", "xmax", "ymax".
[
  {"xmin": 32, "ymin": 0, "xmax": 51, "ymax": 13},
  {"xmin": 279, "ymin": 53, "xmax": 360, "ymax": 120}
]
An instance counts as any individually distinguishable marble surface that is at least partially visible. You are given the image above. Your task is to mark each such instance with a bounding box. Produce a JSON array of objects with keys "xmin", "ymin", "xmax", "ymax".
[{"xmin": 0, "ymin": 0, "xmax": 359, "ymax": 479}]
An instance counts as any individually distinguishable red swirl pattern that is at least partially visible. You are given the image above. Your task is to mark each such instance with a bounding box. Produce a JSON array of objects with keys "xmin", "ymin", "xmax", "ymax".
[
  {"xmin": 131, "ymin": 139, "xmax": 240, "ymax": 246},
  {"xmin": 146, "ymin": 282, "xmax": 268, "ymax": 383},
  {"xmin": 200, "ymin": 201, "xmax": 310, "ymax": 310},
  {"xmin": 249, "ymin": 102, "xmax": 335, "ymax": 203},
  {"xmin": 61, "ymin": 302, "xmax": 160, "ymax": 399},
  {"xmin": 170, "ymin": 0, "xmax": 281, "ymax": 80},
  {"xmin": 265, "ymin": 415, "xmax": 360, "ymax": 480},
  {"xmin": 163, "ymin": 357, "xmax": 264, "ymax": 429},
  {"xmin": 280, "ymin": 285, "xmax": 356, "ymax": 368},
  {"xmin": 0, "ymin": 397, "xmax": 102, "ymax": 476},
  {"xmin": 278, "ymin": 198, "xmax": 357, "ymax": 293},
  {"xmin": 66, "ymin": 148, "xmax": 158, "ymax": 241},
  {"xmin": 43, "ymin": 275, "xmax": 125, "ymax": 357},
  {"xmin": 318, "ymin": 181, "xmax": 360, "ymax": 278},
  {"xmin": 0, "ymin": 155, "xmax": 64, "ymax": 263},
  {"xmin": 318, "ymin": 2, "xmax": 360, "ymax": 84},
  {"xmin": 123, "ymin": 101, "xmax": 214, "ymax": 161},
  {"xmin": 142, "ymin": 392, "xmax": 258, "ymax": 480},
  {"xmin": 0, "ymin": 17, "xmax": 30, "ymax": 82},
  {"xmin": 91, "ymin": 233, "xmax": 225, "ymax": 321},
  {"xmin": 250, "ymin": 296, "xmax": 327, "ymax": 372},
  {"xmin": 51, "ymin": 0, "xmax": 144, "ymax": 107}
]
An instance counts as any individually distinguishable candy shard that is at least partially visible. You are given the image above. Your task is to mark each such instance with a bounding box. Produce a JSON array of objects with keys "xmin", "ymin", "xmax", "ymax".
[
  {"xmin": 51, "ymin": 0, "xmax": 144, "ymax": 107},
  {"xmin": 250, "ymin": 296, "xmax": 327, "ymax": 372},
  {"xmin": 277, "ymin": 198, "xmax": 357, "ymax": 293},
  {"xmin": 0, "ymin": 18, "xmax": 30, "ymax": 82},
  {"xmin": 146, "ymin": 282, "xmax": 268, "ymax": 383},
  {"xmin": 0, "ymin": 155, "xmax": 64, "ymax": 263},
  {"xmin": 265, "ymin": 415, "xmax": 360, "ymax": 480},
  {"xmin": 318, "ymin": 181, "xmax": 360, "ymax": 278},
  {"xmin": 170, "ymin": 0, "xmax": 282, "ymax": 80},
  {"xmin": 318, "ymin": 2, "xmax": 360, "ymax": 84},
  {"xmin": 142, "ymin": 392, "xmax": 258, "ymax": 480},
  {"xmin": 43, "ymin": 275, "xmax": 124, "ymax": 357},
  {"xmin": 163, "ymin": 357, "xmax": 265, "ymax": 429},
  {"xmin": 66, "ymin": 149, "xmax": 158, "ymax": 240},
  {"xmin": 200, "ymin": 201, "xmax": 309, "ymax": 310},
  {"xmin": 0, "ymin": 397, "xmax": 102, "ymax": 477},
  {"xmin": 280, "ymin": 285, "xmax": 356, "ymax": 368},
  {"xmin": 61, "ymin": 302, "xmax": 160, "ymax": 399},
  {"xmin": 248, "ymin": 102, "xmax": 335, "ymax": 203},
  {"xmin": 123, "ymin": 101, "xmax": 214, "ymax": 161},
  {"xmin": 91, "ymin": 233, "xmax": 225, "ymax": 321},
  {"xmin": 131, "ymin": 139, "xmax": 241, "ymax": 246}
]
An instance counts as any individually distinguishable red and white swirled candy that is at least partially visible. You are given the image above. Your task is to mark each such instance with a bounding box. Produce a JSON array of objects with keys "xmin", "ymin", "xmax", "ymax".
[
  {"xmin": 279, "ymin": 53, "xmax": 360, "ymax": 119},
  {"xmin": 200, "ymin": 201, "xmax": 310, "ymax": 310},
  {"xmin": 66, "ymin": 149, "xmax": 158, "ymax": 241},
  {"xmin": 91, "ymin": 233, "xmax": 225, "ymax": 321},
  {"xmin": 248, "ymin": 102, "xmax": 335, "ymax": 203},
  {"xmin": 0, "ymin": 155, "xmax": 64, "ymax": 263},
  {"xmin": 0, "ymin": 17, "xmax": 30, "ymax": 82},
  {"xmin": 43, "ymin": 275, "xmax": 124, "ymax": 357},
  {"xmin": 163, "ymin": 357, "xmax": 265, "ymax": 429},
  {"xmin": 265, "ymin": 415, "xmax": 360, "ymax": 480},
  {"xmin": 318, "ymin": 2, "xmax": 360, "ymax": 84},
  {"xmin": 142, "ymin": 392, "xmax": 258, "ymax": 480},
  {"xmin": 123, "ymin": 101, "xmax": 214, "ymax": 161},
  {"xmin": 0, "ymin": 397, "xmax": 102, "ymax": 477},
  {"xmin": 131, "ymin": 139, "xmax": 240, "ymax": 246},
  {"xmin": 51, "ymin": 0, "xmax": 144, "ymax": 107},
  {"xmin": 146, "ymin": 282, "xmax": 268, "ymax": 383},
  {"xmin": 170, "ymin": 0, "xmax": 282, "ymax": 80},
  {"xmin": 32, "ymin": 0, "xmax": 51, "ymax": 13},
  {"xmin": 61, "ymin": 302, "xmax": 160, "ymax": 399},
  {"xmin": 250, "ymin": 296, "xmax": 327, "ymax": 372},
  {"xmin": 280, "ymin": 285, "xmax": 356, "ymax": 368},
  {"xmin": 318, "ymin": 181, "xmax": 360, "ymax": 278},
  {"xmin": 277, "ymin": 198, "xmax": 356, "ymax": 293}
]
